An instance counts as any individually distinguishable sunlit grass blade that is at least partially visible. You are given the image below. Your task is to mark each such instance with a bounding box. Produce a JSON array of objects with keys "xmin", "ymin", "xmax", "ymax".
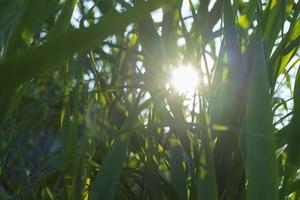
[
  {"xmin": 262, "ymin": 0, "xmax": 287, "ymax": 57},
  {"xmin": 269, "ymin": 1, "xmax": 300, "ymax": 81}
]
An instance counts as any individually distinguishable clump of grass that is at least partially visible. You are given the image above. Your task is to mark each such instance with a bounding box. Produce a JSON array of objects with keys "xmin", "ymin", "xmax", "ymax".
[{"xmin": 0, "ymin": 0, "xmax": 299, "ymax": 199}]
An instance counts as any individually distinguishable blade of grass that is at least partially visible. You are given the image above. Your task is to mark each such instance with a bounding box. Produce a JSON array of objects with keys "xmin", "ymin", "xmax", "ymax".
[
  {"xmin": 170, "ymin": 138, "xmax": 187, "ymax": 200},
  {"xmin": 0, "ymin": 0, "xmax": 174, "ymax": 96},
  {"xmin": 197, "ymin": 95, "xmax": 218, "ymax": 200},
  {"xmin": 244, "ymin": 34, "xmax": 278, "ymax": 200},
  {"xmin": 0, "ymin": 0, "xmax": 23, "ymax": 32},
  {"xmin": 47, "ymin": 0, "xmax": 78, "ymax": 40},
  {"xmin": 5, "ymin": 0, "xmax": 58, "ymax": 56},
  {"xmin": 89, "ymin": 93, "xmax": 142, "ymax": 200},
  {"xmin": 282, "ymin": 66, "xmax": 300, "ymax": 194}
]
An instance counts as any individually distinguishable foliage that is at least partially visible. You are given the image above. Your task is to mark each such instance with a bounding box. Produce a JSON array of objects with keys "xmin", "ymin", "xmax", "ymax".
[{"xmin": 0, "ymin": 0, "xmax": 299, "ymax": 199}]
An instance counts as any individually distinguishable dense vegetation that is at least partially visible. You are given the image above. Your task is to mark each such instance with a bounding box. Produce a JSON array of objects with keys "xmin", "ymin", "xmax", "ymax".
[{"xmin": 0, "ymin": 0, "xmax": 299, "ymax": 199}]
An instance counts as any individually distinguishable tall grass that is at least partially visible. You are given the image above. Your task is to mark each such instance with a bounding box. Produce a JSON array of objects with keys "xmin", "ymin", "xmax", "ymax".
[{"xmin": 0, "ymin": 0, "xmax": 299, "ymax": 199}]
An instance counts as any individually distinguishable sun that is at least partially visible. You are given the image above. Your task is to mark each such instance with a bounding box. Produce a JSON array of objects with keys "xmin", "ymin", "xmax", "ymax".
[{"xmin": 170, "ymin": 65, "xmax": 199, "ymax": 95}]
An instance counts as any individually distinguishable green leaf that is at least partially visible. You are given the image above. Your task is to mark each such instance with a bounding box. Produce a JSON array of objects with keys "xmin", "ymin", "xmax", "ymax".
[
  {"xmin": 89, "ymin": 94, "xmax": 141, "ymax": 200},
  {"xmin": 170, "ymin": 138, "xmax": 187, "ymax": 200},
  {"xmin": 0, "ymin": 0, "xmax": 23, "ymax": 32},
  {"xmin": 244, "ymin": 35, "xmax": 278, "ymax": 200},
  {"xmin": 0, "ymin": 0, "xmax": 173, "ymax": 96},
  {"xmin": 286, "ymin": 66, "xmax": 300, "ymax": 177}
]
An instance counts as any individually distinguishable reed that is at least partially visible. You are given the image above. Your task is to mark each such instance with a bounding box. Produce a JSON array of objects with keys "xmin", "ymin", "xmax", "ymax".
[{"xmin": 0, "ymin": 0, "xmax": 299, "ymax": 199}]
